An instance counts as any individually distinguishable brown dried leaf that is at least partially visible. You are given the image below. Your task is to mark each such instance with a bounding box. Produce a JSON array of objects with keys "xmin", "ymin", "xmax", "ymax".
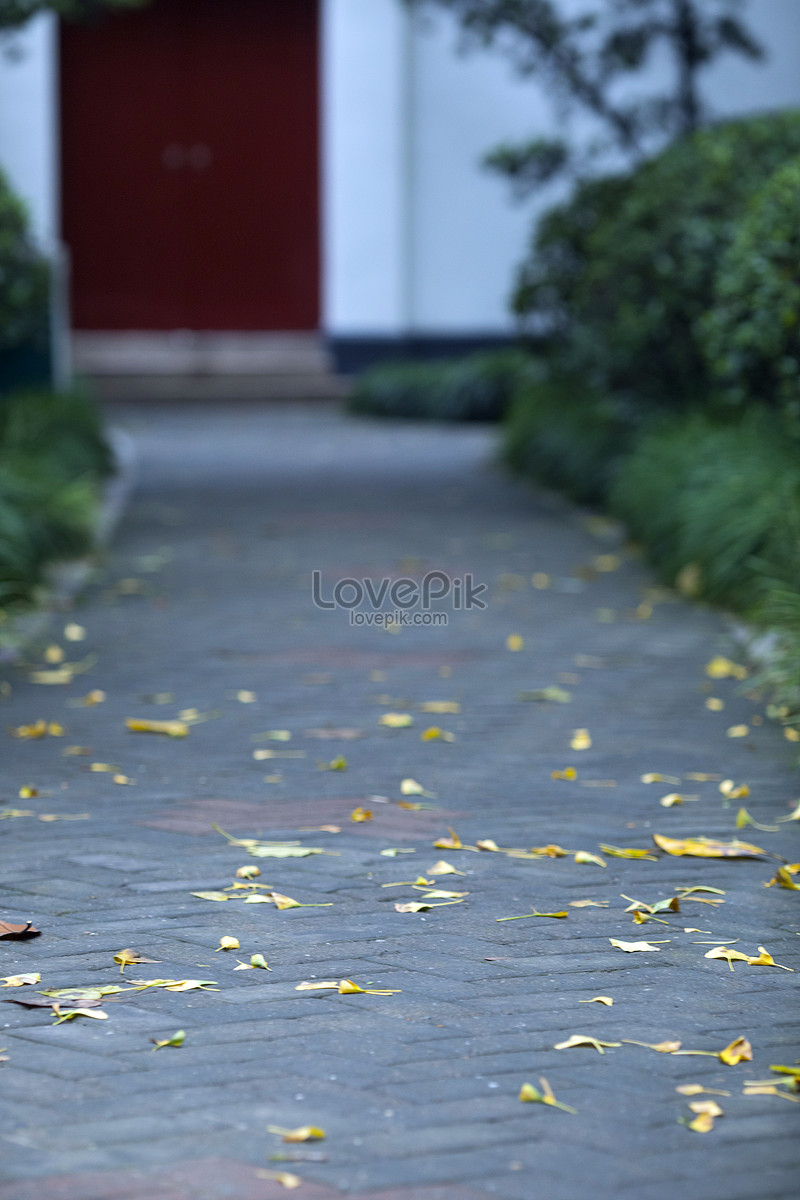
[{"xmin": 0, "ymin": 920, "xmax": 40, "ymax": 940}]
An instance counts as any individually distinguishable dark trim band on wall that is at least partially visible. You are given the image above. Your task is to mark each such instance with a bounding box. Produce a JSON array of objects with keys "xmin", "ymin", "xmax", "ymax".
[{"xmin": 327, "ymin": 333, "xmax": 520, "ymax": 375}]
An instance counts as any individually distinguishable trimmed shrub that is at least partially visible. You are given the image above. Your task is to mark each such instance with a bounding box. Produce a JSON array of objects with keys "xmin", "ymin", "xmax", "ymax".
[
  {"xmin": 503, "ymin": 374, "xmax": 638, "ymax": 505},
  {"xmin": 0, "ymin": 166, "xmax": 48, "ymax": 354},
  {"xmin": 700, "ymin": 155, "xmax": 800, "ymax": 426},
  {"xmin": 514, "ymin": 110, "xmax": 800, "ymax": 409},
  {"xmin": 0, "ymin": 388, "xmax": 112, "ymax": 607},
  {"xmin": 348, "ymin": 349, "xmax": 535, "ymax": 422},
  {"xmin": 608, "ymin": 410, "xmax": 800, "ymax": 610}
]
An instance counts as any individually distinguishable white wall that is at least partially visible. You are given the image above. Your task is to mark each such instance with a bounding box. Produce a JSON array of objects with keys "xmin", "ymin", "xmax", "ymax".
[{"xmin": 0, "ymin": 14, "xmax": 58, "ymax": 248}]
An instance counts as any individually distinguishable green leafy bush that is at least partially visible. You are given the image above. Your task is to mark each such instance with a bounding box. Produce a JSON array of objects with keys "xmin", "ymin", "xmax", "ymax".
[
  {"xmin": 700, "ymin": 155, "xmax": 800, "ymax": 426},
  {"xmin": 348, "ymin": 349, "xmax": 534, "ymax": 422},
  {"xmin": 0, "ymin": 388, "xmax": 112, "ymax": 607},
  {"xmin": 608, "ymin": 410, "xmax": 800, "ymax": 610},
  {"xmin": 514, "ymin": 110, "xmax": 800, "ymax": 409},
  {"xmin": 0, "ymin": 166, "xmax": 48, "ymax": 353},
  {"xmin": 503, "ymin": 374, "xmax": 638, "ymax": 505}
]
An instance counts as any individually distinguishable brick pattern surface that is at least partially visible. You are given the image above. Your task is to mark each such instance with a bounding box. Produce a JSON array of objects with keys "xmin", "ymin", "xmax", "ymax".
[{"xmin": 0, "ymin": 403, "xmax": 798, "ymax": 1200}]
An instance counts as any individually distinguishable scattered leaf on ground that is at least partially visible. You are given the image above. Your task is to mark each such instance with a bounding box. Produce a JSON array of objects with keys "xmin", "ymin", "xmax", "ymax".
[
  {"xmin": 552, "ymin": 768, "xmax": 577, "ymax": 781},
  {"xmin": 267, "ymin": 1125, "xmax": 326, "ymax": 1142},
  {"xmin": 519, "ymin": 687, "xmax": 571, "ymax": 704},
  {"xmin": 676, "ymin": 1085, "xmax": 730, "ymax": 1097},
  {"xmin": 0, "ymin": 921, "xmax": 40, "ymax": 940},
  {"xmin": 0, "ymin": 973, "xmax": 40, "ymax": 987},
  {"xmin": 113, "ymin": 949, "xmax": 161, "ymax": 974},
  {"xmin": 497, "ymin": 909, "xmax": 568, "ymax": 922},
  {"xmin": 350, "ymin": 807, "xmax": 372, "ymax": 822},
  {"xmin": 554, "ymin": 1035, "xmax": 621, "ymax": 1054},
  {"xmin": 401, "ymin": 778, "xmax": 436, "ymax": 797},
  {"xmin": 419, "ymin": 701, "xmax": 460, "ymax": 714},
  {"xmin": 653, "ymin": 835, "xmax": 765, "ymax": 858},
  {"xmin": 574, "ymin": 851, "xmax": 607, "ymax": 867},
  {"xmin": 379, "ymin": 713, "xmax": 414, "ymax": 728},
  {"xmin": 255, "ymin": 1171, "xmax": 302, "ymax": 1190},
  {"xmin": 736, "ymin": 807, "xmax": 778, "ymax": 833},
  {"xmin": 506, "ymin": 635, "xmax": 524, "ymax": 651},
  {"xmin": 52, "ymin": 1005, "xmax": 108, "ymax": 1024},
  {"xmin": 622, "ymin": 1040, "xmax": 682, "ymax": 1053},
  {"xmin": 764, "ymin": 865, "xmax": 800, "ymax": 890},
  {"xmin": 151, "ymin": 1030, "xmax": 185, "ymax": 1050},
  {"xmin": 579, "ymin": 996, "xmax": 613, "ymax": 1006},
  {"xmin": 641, "ymin": 773, "xmax": 681, "ymax": 785},
  {"xmin": 125, "ymin": 718, "xmax": 188, "ymax": 737},
  {"xmin": 705, "ymin": 656, "xmax": 747, "ymax": 680},
  {"xmin": 216, "ymin": 937, "xmax": 240, "ymax": 952},
  {"xmin": 600, "ymin": 844, "xmax": 658, "ymax": 861},
  {"xmin": 569, "ymin": 899, "xmax": 609, "ymax": 908},
  {"xmin": 609, "ymin": 939, "xmax": 664, "ymax": 952},
  {"xmin": 433, "ymin": 829, "xmax": 462, "ymax": 850},
  {"xmin": 570, "ymin": 729, "xmax": 591, "ymax": 750},
  {"xmin": 427, "ymin": 860, "xmax": 466, "ymax": 875},
  {"xmin": 519, "ymin": 1078, "xmax": 576, "ymax": 1113},
  {"xmin": 191, "ymin": 891, "xmax": 231, "ymax": 902},
  {"xmin": 421, "ymin": 726, "xmax": 455, "ymax": 741}
]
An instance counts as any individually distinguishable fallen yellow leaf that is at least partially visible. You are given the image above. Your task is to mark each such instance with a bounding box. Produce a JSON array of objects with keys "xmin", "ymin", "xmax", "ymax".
[
  {"xmin": 551, "ymin": 768, "xmax": 577, "ymax": 781},
  {"xmin": 622, "ymin": 1039, "xmax": 682, "ymax": 1053},
  {"xmin": 191, "ymin": 891, "xmax": 231, "ymax": 902},
  {"xmin": 216, "ymin": 937, "xmax": 240, "ymax": 952},
  {"xmin": 600, "ymin": 844, "xmax": 658, "ymax": 861},
  {"xmin": 727, "ymin": 725, "xmax": 749, "ymax": 738},
  {"xmin": 379, "ymin": 713, "xmax": 414, "ymax": 728},
  {"xmin": 554, "ymin": 1034, "xmax": 621, "ymax": 1054},
  {"xmin": 653, "ymin": 834, "xmax": 764, "ymax": 858},
  {"xmin": 641, "ymin": 773, "xmax": 681, "ymax": 785},
  {"xmin": 676, "ymin": 1084, "xmax": 730, "ymax": 1097},
  {"xmin": 719, "ymin": 779, "xmax": 749, "ymax": 799},
  {"xmin": 267, "ymin": 1125, "xmax": 325, "ymax": 1143},
  {"xmin": 255, "ymin": 1170, "xmax": 302, "ymax": 1190},
  {"xmin": 569, "ymin": 899, "xmax": 609, "ymax": 908},
  {"xmin": 421, "ymin": 726, "xmax": 455, "ymax": 741},
  {"xmin": 519, "ymin": 1077, "xmax": 576, "ymax": 1113},
  {"xmin": 705, "ymin": 656, "xmax": 747, "ymax": 680},
  {"xmin": 609, "ymin": 939, "xmax": 664, "ymax": 952},
  {"xmin": 735, "ymin": 807, "xmax": 778, "ymax": 833},
  {"xmin": 570, "ymin": 729, "xmax": 591, "ymax": 750},
  {"xmin": 506, "ymin": 634, "xmax": 524, "ymax": 651},
  {"xmin": 0, "ymin": 973, "xmax": 40, "ymax": 987},
  {"xmin": 687, "ymin": 1110, "xmax": 716, "ymax": 1132},
  {"xmin": 579, "ymin": 996, "xmax": 613, "ymax": 1006},
  {"xmin": 497, "ymin": 909, "xmax": 568, "ymax": 922},
  {"xmin": 427, "ymin": 860, "xmax": 466, "ymax": 876},
  {"xmin": 574, "ymin": 851, "xmax": 607, "ymax": 867},
  {"xmin": 419, "ymin": 701, "xmax": 460, "ymax": 714},
  {"xmin": 125, "ymin": 718, "xmax": 188, "ymax": 738},
  {"xmin": 433, "ymin": 828, "xmax": 462, "ymax": 850},
  {"xmin": 764, "ymin": 865, "xmax": 800, "ymax": 890},
  {"xmin": 151, "ymin": 1030, "xmax": 185, "ymax": 1050},
  {"xmin": 113, "ymin": 949, "xmax": 160, "ymax": 973},
  {"xmin": 351, "ymin": 807, "xmax": 372, "ymax": 822},
  {"xmin": 401, "ymin": 778, "xmax": 436, "ymax": 797}
]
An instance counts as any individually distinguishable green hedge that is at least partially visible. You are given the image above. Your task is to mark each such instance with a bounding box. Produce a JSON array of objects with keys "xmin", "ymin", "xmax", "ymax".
[
  {"xmin": 514, "ymin": 110, "xmax": 800, "ymax": 410},
  {"xmin": 608, "ymin": 411, "xmax": 800, "ymax": 609},
  {"xmin": 0, "ymin": 165, "xmax": 48, "ymax": 354},
  {"xmin": 700, "ymin": 155, "xmax": 800, "ymax": 426},
  {"xmin": 348, "ymin": 349, "xmax": 535, "ymax": 422},
  {"xmin": 0, "ymin": 388, "xmax": 112, "ymax": 608}
]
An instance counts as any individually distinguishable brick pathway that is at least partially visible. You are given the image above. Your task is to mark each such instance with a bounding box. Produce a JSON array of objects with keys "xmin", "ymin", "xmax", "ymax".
[{"xmin": 1, "ymin": 403, "xmax": 798, "ymax": 1200}]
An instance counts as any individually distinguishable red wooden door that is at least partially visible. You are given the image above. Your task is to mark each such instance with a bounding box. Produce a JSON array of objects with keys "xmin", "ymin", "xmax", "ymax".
[{"xmin": 60, "ymin": 0, "xmax": 319, "ymax": 330}]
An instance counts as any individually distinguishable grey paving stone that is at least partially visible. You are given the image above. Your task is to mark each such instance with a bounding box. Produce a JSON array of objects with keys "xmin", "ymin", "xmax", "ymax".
[{"xmin": 1, "ymin": 403, "xmax": 798, "ymax": 1200}]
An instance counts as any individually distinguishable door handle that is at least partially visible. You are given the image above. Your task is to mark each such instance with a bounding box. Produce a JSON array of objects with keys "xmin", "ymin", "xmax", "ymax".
[{"xmin": 162, "ymin": 144, "xmax": 185, "ymax": 170}]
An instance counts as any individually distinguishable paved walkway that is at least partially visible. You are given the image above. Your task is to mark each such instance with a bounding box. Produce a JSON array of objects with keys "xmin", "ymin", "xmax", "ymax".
[{"xmin": 1, "ymin": 403, "xmax": 798, "ymax": 1200}]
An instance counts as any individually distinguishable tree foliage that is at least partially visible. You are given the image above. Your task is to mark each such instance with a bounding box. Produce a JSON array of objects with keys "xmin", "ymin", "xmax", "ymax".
[
  {"xmin": 408, "ymin": 0, "xmax": 763, "ymax": 189},
  {"xmin": 0, "ymin": 0, "xmax": 145, "ymax": 31}
]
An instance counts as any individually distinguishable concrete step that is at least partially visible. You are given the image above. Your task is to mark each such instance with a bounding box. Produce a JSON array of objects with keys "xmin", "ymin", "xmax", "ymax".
[{"xmin": 71, "ymin": 331, "xmax": 350, "ymax": 400}]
